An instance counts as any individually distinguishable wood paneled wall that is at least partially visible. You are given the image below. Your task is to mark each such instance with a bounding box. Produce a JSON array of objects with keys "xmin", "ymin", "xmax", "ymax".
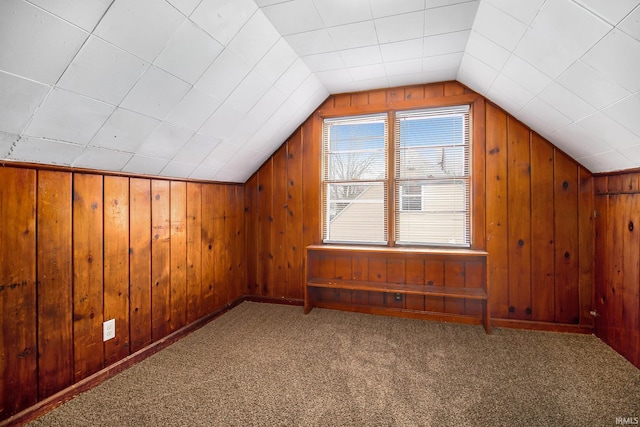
[
  {"xmin": 0, "ymin": 167, "xmax": 244, "ymax": 420},
  {"xmin": 245, "ymin": 82, "xmax": 594, "ymax": 329},
  {"xmin": 594, "ymin": 173, "xmax": 640, "ymax": 368}
]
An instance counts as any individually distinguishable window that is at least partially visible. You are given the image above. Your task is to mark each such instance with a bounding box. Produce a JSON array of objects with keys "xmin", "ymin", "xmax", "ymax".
[
  {"xmin": 395, "ymin": 105, "xmax": 471, "ymax": 246},
  {"xmin": 322, "ymin": 114, "xmax": 388, "ymax": 244},
  {"xmin": 322, "ymin": 105, "xmax": 471, "ymax": 247}
]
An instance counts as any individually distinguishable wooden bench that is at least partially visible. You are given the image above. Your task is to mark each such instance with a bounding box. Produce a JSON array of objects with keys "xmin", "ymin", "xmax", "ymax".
[{"xmin": 304, "ymin": 244, "xmax": 491, "ymax": 333}]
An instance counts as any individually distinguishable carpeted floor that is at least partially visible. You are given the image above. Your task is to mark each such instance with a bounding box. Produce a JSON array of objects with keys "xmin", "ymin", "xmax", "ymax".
[{"xmin": 29, "ymin": 302, "xmax": 639, "ymax": 426}]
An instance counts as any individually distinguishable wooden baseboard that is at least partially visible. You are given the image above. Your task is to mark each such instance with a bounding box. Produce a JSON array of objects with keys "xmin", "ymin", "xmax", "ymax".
[
  {"xmin": 492, "ymin": 318, "xmax": 594, "ymax": 334},
  {"xmin": 1, "ymin": 297, "xmax": 245, "ymax": 427},
  {"xmin": 243, "ymin": 295, "xmax": 304, "ymax": 306}
]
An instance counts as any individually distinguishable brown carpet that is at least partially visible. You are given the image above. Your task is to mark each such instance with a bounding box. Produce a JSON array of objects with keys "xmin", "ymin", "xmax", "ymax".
[{"xmin": 29, "ymin": 302, "xmax": 639, "ymax": 426}]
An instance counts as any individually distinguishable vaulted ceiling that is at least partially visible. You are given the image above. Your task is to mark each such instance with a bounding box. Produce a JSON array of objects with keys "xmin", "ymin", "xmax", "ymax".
[{"xmin": 1, "ymin": 0, "xmax": 639, "ymax": 182}]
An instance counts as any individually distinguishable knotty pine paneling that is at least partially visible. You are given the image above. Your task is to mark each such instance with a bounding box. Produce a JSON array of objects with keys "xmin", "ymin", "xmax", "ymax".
[
  {"xmin": 36, "ymin": 171, "xmax": 73, "ymax": 399},
  {"xmin": 129, "ymin": 178, "xmax": 152, "ymax": 353},
  {"xmin": 595, "ymin": 171, "xmax": 640, "ymax": 368},
  {"xmin": 0, "ymin": 166, "xmax": 244, "ymax": 422},
  {"xmin": 245, "ymin": 82, "xmax": 594, "ymax": 329},
  {"xmin": 103, "ymin": 176, "xmax": 130, "ymax": 365},
  {"xmin": 73, "ymin": 173, "xmax": 105, "ymax": 381},
  {"xmin": 0, "ymin": 168, "xmax": 37, "ymax": 418}
]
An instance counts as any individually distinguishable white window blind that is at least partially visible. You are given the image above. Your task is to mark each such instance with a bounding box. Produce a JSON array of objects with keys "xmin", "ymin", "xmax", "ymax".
[
  {"xmin": 322, "ymin": 114, "xmax": 388, "ymax": 244},
  {"xmin": 394, "ymin": 105, "xmax": 471, "ymax": 247}
]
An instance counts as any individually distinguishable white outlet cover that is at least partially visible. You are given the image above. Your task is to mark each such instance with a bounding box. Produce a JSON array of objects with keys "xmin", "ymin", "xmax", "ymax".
[{"xmin": 103, "ymin": 318, "xmax": 115, "ymax": 341}]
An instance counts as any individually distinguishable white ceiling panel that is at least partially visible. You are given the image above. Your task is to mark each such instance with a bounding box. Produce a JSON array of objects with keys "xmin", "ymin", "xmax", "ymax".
[
  {"xmin": 471, "ymin": 1, "xmax": 527, "ymax": 51},
  {"xmin": 122, "ymin": 155, "xmax": 169, "ymax": 175},
  {"xmin": 196, "ymin": 50, "xmax": 251, "ymax": 100},
  {"xmin": 375, "ymin": 11, "xmax": 425, "ymax": 44},
  {"xmin": 23, "ymin": 88, "xmax": 114, "ymax": 145},
  {"xmin": 201, "ymin": 142, "xmax": 242, "ymax": 170},
  {"xmin": 380, "ymin": 39, "xmax": 424, "ymax": 62},
  {"xmin": 423, "ymin": 30, "xmax": 470, "ymax": 56},
  {"xmin": 290, "ymin": 74, "xmax": 328, "ymax": 107},
  {"xmin": 253, "ymin": 38, "xmax": 298, "ymax": 84},
  {"xmin": 190, "ymin": 165, "xmax": 221, "ymax": 180},
  {"xmin": 582, "ymin": 29, "xmax": 640, "ymax": 93},
  {"xmin": 350, "ymin": 64, "xmax": 388, "ymax": 81},
  {"xmin": 199, "ymin": 105, "xmax": 247, "ymax": 140},
  {"xmin": 538, "ymin": 82, "xmax": 597, "ymax": 122},
  {"xmin": 370, "ymin": 0, "xmax": 425, "ymax": 18},
  {"xmin": 121, "ymin": 66, "xmax": 191, "ymax": 120},
  {"xmin": 94, "ymin": 0, "xmax": 184, "ymax": 63},
  {"xmin": 166, "ymin": 88, "xmax": 222, "ymax": 132},
  {"xmin": 154, "ymin": 20, "xmax": 224, "ymax": 84},
  {"xmin": 620, "ymin": 5, "xmax": 640, "ymax": 40},
  {"xmin": 574, "ymin": 0, "xmax": 640, "ymax": 25},
  {"xmin": 501, "ymin": 55, "xmax": 551, "ymax": 95},
  {"xmin": 26, "ymin": 0, "xmax": 113, "ymax": 32},
  {"xmin": 0, "ymin": 0, "xmax": 88, "ymax": 84},
  {"xmin": 2, "ymin": 0, "xmax": 640, "ymax": 180},
  {"xmin": 166, "ymin": 0, "xmax": 201, "ymax": 16},
  {"xmin": 340, "ymin": 46, "xmax": 384, "ymax": 68},
  {"xmin": 621, "ymin": 144, "xmax": 640, "ymax": 167},
  {"xmin": 557, "ymin": 60, "xmax": 631, "ymax": 110},
  {"xmin": 424, "ymin": 1, "xmax": 479, "ymax": 36},
  {"xmin": 262, "ymin": 0, "xmax": 324, "ymax": 35},
  {"xmin": 285, "ymin": 29, "xmax": 337, "ymax": 56},
  {"xmin": 9, "ymin": 137, "xmax": 85, "ymax": 166},
  {"xmin": 577, "ymin": 112, "xmax": 640, "ymax": 150},
  {"xmin": 73, "ymin": 146, "xmax": 133, "ymax": 170},
  {"xmin": 313, "ymin": 0, "xmax": 372, "ymax": 27},
  {"xmin": 0, "ymin": 72, "xmax": 50, "ymax": 135},
  {"xmin": 136, "ymin": 123, "xmax": 194, "ymax": 159},
  {"xmin": 577, "ymin": 150, "xmax": 637, "ymax": 172},
  {"xmin": 226, "ymin": 72, "xmax": 271, "ymax": 114},
  {"xmin": 249, "ymin": 87, "xmax": 287, "ymax": 122},
  {"xmin": 190, "ymin": 0, "xmax": 258, "ymax": 45},
  {"xmin": 423, "ymin": 52, "xmax": 463, "ymax": 71},
  {"xmin": 227, "ymin": 10, "xmax": 281, "ymax": 67},
  {"xmin": 483, "ymin": 0, "xmax": 544, "ymax": 25},
  {"xmin": 552, "ymin": 123, "xmax": 610, "ymax": 159},
  {"xmin": 385, "ymin": 59, "xmax": 423, "ymax": 77},
  {"xmin": 464, "ymin": 31, "xmax": 510, "ymax": 70},
  {"xmin": 531, "ymin": 0, "xmax": 612, "ymax": 56},
  {"xmin": 517, "ymin": 98, "xmax": 572, "ymax": 136},
  {"xmin": 274, "ymin": 59, "xmax": 312, "ymax": 95},
  {"xmin": 57, "ymin": 36, "xmax": 148, "ymax": 105},
  {"xmin": 457, "ymin": 52, "xmax": 498, "ymax": 93},
  {"xmin": 487, "ymin": 74, "xmax": 534, "ymax": 112},
  {"xmin": 301, "ymin": 52, "xmax": 346, "ymax": 72},
  {"xmin": 160, "ymin": 161, "xmax": 198, "ymax": 178},
  {"xmin": 89, "ymin": 108, "xmax": 161, "ymax": 152},
  {"xmin": 328, "ymin": 21, "xmax": 379, "ymax": 50},
  {"xmin": 603, "ymin": 94, "xmax": 640, "ymax": 137},
  {"xmin": 172, "ymin": 133, "xmax": 222, "ymax": 164}
]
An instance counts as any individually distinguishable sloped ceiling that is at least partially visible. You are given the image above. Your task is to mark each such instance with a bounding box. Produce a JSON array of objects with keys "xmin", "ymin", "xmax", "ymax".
[{"xmin": 0, "ymin": 0, "xmax": 639, "ymax": 182}]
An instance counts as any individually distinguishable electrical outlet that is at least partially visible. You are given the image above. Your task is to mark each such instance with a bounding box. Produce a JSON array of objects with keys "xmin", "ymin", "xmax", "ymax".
[{"xmin": 103, "ymin": 319, "xmax": 115, "ymax": 342}]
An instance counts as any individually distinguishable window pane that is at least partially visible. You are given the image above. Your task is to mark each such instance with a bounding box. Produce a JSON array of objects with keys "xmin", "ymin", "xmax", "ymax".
[
  {"xmin": 323, "ymin": 114, "xmax": 388, "ymax": 244},
  {"xmin": 395, "ymin": 105, "xmax": 471, "ymax": 247},
  {"xmin": 325, "ymin": 183, "xmax": 386, "ymax": 244},
  {"xmin": 327, "ymin": 151, "xmax": 386, "ymax": 181}
]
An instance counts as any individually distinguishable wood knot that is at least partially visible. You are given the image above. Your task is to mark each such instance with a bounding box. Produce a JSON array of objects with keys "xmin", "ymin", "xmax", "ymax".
[
  {"xmin": 564, "ymin": 251, "xmax": 570, "ymax": 259},
  {"xmin": 562, "ymin": 181, "xmax": 569, "ymax": 189},
  {"xmin": 509, "ymin": 306, "xmax": 515, "ymax": 313},
  {"xmin": 518, "ymin": 239, "xmax": 525, "ymax": 247}
]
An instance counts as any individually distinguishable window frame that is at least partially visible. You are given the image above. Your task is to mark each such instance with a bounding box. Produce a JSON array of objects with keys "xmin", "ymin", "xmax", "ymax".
[{"xmin": 320, "ymin": 98, "xmax": 479, "ymax": 249}]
